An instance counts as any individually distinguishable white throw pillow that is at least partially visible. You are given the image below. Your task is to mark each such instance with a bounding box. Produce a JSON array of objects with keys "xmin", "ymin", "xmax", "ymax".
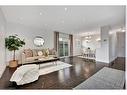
[{"xmin": 37, "ymin": 51, "xmax": 43, "ymax": 56}]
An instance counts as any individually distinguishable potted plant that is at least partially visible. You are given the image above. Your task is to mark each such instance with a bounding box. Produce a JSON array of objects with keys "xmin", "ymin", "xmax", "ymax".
[{"xmin": 5, "ymin": 34, "xmax": 25, "ymax": 68}]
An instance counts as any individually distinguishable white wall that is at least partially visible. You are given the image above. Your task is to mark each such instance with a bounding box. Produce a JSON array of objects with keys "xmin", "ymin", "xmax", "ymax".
[
  {"xmin": 81, "ymin": 34, "xmax": 101, "ymax": 50},
  {"xmin": 117, "ymin": 32, "xmax": 125, "ymax": 57},
  {"xmin": 96, "ymin": 26, "xmax": 110, "ymax": 63},
  {"xmin": 4, "ymin": 22, "xmax": 126, "ymax": 66},
  {"xmin": 0, "ymin": 8, "xmax": 6, "ymax": 78},
  {"xmin": 97, "ymin": 28, "xmax": 125, "ymax": 63},
  {"xmin": 6, "ymin": 22, "xmax": 54, "ymax": 64},
  {"xmin": 109, "ymin": 32, "xmax": 118, "ymax": 62},
  {"xmin": 109, "ymin": 31, "xmax": 125, "ymax": 63},
  {"xmin": 73, "ymin": 34, "xmax": 82, "ymax": 56}
]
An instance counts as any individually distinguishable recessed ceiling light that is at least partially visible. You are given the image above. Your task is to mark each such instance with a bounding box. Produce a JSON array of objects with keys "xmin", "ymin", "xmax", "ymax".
[
  {"xmin": 64, "ymin": 8, "xmax": 68, "ymax": 11},
  {"xmin": 96, "ymin": 38, "xmax": 101, "ymax": 41},
  {"xmin": 40, "ymin": 12, "xmax": 42, "ymax": 15},
  {"xmin": 109, "ymin": 32, "xmax": 113, "ymax": 34},
  {"xmin": 45, "ymin": 24, "xmax": 48, "ymax": 26},
  {"xmin": 83, "ymin": 19, "xmax": 85, "ymax": 22},
  {"xmin": 61, "ymin": 20, "xmax": 64, "ymax": 23},
  {"xmin": 85, "ymin": 36, "xmax": 89, "ymax": 39},
  {"xmin": 121, "ymin": 29, "xmax": 126, "ymax": 32},
  {"xmin": 119, "ymin": 27, "xmax": 126, "ymax": 32},
  {"xmin": 19, "ymin": 17, "xmax": 23, "ymax": 20}
]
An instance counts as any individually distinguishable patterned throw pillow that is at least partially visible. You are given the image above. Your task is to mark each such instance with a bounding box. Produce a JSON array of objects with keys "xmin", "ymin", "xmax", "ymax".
[
  {"xmin": 24, "ymin": 49, "xmax": 33, "ymax": 58},
  {"xmin": 37, "ymin": 51, "xmax": 43, "ymax": 56}
]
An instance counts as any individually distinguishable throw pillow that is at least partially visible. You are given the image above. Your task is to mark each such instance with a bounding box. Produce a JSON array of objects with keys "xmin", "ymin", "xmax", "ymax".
[
  {"xmin": 37, "ymin": 51, "xmax": 43, "ymax": 56},
  {"xmin": 48, "ymin": 49, "xmax": 52, "ymax": 55},
  {"xmin": 24, "ymin": 49, "xmax": 33, "ymax": 58},
  {"xmin": 32, "ymin": 49, "xmax": 38, "ymax": 56}
]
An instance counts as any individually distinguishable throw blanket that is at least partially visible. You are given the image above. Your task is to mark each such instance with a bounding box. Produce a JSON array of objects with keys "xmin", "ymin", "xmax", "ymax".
[{"xmin": 10, "ymin": 64, "xmax": 39, "ymax": 85}]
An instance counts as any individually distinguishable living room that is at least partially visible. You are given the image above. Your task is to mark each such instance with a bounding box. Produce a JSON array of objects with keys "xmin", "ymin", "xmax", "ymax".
[{"xmin": 0, "ymin": 5, "xmax": 126, "ymax": 89}]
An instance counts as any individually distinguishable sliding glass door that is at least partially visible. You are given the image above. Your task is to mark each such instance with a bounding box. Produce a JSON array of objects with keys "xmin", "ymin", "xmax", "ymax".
[
  {"xmin": 59, "ymin": 33, "xmax": 70, "ymax": 57},
  {"xmin": 59, "ymin": 41, "xmax": 64, "ymax": 56},
  {"xmin": 59, "ymin": 40, "xmax": 69, "ymax": 57},
  {"xmin": 64, "ymin": 41, "xmax": 69, "ymax": 56}
]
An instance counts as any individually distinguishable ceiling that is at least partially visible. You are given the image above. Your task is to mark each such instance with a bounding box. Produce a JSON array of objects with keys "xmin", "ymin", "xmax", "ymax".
[{"xmin": 1, "ymin": 6, "xmax": 125, "ymax": 34}]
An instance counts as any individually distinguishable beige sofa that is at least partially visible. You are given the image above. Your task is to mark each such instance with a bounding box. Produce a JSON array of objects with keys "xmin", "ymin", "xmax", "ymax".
[{"xmin": 21, "ymin": 48, "xmax": 57, "ymax": 64}]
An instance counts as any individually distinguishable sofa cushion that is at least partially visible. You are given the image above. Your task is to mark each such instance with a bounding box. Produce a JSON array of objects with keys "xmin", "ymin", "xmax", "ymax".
[
  {"xmin": 24, "ymin": 49, "xmax": 33, "ymax": 58},
  {"xmin": 22, "ymin": 48, "xmax": 57, "ymax": 64},
  {"xmin": 25, "ymin": 56, "xmax": 43, "ymax": 62}
]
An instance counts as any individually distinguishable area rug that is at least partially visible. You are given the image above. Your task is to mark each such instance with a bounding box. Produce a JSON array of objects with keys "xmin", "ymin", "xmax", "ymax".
[
  {"xmin": 77, "ymin": 56, "xmax": 95, "ymax": 60},
  {"xmin": 39, "ymin": 61, "xmax": 72, "ymax": 75},
  {"xmin": 73, "ymin": 67, "xmax": 125, "ymax": 89}
]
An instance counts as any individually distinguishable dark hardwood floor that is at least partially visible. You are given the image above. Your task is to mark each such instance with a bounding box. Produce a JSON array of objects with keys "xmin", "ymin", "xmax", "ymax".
[{"xmin": 0, "ymin": 56, "xmax": 125, "ymax": 89}]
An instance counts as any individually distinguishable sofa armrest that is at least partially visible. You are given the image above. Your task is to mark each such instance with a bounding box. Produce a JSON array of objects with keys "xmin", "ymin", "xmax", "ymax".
[{"xmin": 21, "ymin": 52, "xmax": 26, "ymax": 65}]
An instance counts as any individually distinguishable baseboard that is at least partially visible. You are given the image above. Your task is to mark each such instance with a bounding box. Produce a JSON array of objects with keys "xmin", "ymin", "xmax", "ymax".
[
  {"xmin": 72, "ymin": 55, "xmax": 81, "ymax": 57},
  {"xmin": 59, "ymin": 55, "xmax": 78, "ymax": 58},
  {"xmin": 96, "ymin": 61, "xmax": 109, "ymax": 64}
]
